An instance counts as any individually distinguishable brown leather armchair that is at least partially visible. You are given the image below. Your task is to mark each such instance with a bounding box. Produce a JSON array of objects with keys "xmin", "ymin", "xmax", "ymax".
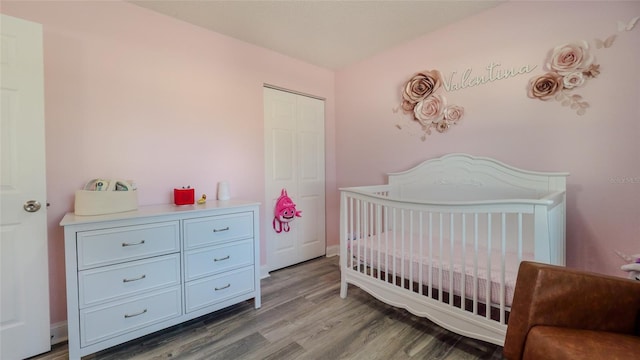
[{"xmin": 503, "ymin": 261, "xmax": 640, "ymax": 360}]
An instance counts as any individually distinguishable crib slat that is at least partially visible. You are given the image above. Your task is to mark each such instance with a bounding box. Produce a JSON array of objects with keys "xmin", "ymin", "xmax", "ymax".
[
  {"xmin": 439, "ymin": 213, "xmax": 444, "ymax": 302},
  {"xmin": 376, "ymin": 204, "xmax": 382, "ymax": 281},
  {"xmin": 501, "ymin": 213, "xmax": 506, "ymax": 324},
  {"xmin": 518, "ymin": 212, "xmax": 523, "ymax": 262},
  {"xmin": 428, "ymin": 212, "xmax": 433, "ymax": 299},
  {"xmin": 363, "ymin": 200, "xmax": 368, "ymax": 276},
  {"xmin": 400, "ymin": 209, "xmax": 405, "ymax": 287},
  {"xmin": 349, "ymin": 197, "xmax": 354, "ymax": 270},
  {"xmin": 461, "ymin": 214, "xmax": 467, "ymax": 312},
  {"xmin": 449, "ymin": 213, "xmax": 454, "ymax": 306},
  {"xmin": 392, "ymin": 208, "xmax": 397, "ymax": 285},
  {"xmin": 486, "ymin": 213, "xmax": 492, "ymax": 320},
  {"xmin": 473, "ymin": 213, "xmax": 479, "ymax": 315},
  {"xmin": 419, "ymin": 212, "xmax": 424, "ymax": 296},
  {"xmin": 357, "ymin": 199, "xmax": 362, "ymax": 274},
  {"xmin": 385, "ymin": 206, "xmax": 390, "ymax": 283},
  {"xmin": 370, "ymin": 202, "xmax": 375, "ymax": 278},
  {"xmin": 409, "ymin": 210, "xmax": 414, "ymax": 289}
]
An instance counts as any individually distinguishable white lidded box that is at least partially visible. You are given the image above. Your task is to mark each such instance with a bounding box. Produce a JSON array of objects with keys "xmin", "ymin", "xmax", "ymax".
[{"xmin": 74, "ymin": 179, "xmax": 138, "ymax": 216}]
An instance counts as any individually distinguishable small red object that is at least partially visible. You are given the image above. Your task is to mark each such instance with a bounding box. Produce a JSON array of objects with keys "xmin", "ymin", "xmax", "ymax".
[{"xmin": 174, "ymin": 188, "xmax": 195, "ymax": 205}]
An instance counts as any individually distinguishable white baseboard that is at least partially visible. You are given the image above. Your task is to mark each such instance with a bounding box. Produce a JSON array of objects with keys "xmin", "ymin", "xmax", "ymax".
[
  {"xmin": 50, "ymin": 321, "xmax": 68, "ymax": 345},
  {"xmin": 260, "ymin": 265, "xmax": 270, "ymax": 279},
  {"xmin": 325, "ymin": 245, "xmax": 339, "ymax": 257}
]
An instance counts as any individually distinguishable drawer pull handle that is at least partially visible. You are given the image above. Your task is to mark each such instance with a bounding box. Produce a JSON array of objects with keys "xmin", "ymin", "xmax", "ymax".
[
  {"xmin": 124, "ymin": 309, "xmax": 148, "ymax": 318},
  {"xmin": 122, "ymin": 240, "xmax": 145, "ymax": 247},
  {"xmin": 214, "ymin": 255, "xmax": 230, "ymax": 262},
  {"xmin": 123, "ymin": 274, "xmax": 146, "ymax": 283},
  {"xmin": 214, "ymin": 284, "xmax": 231, "ymax": 291},
  {"xmin": 213, "ymin": 227, "xmax": 230, "ymax": 233}
]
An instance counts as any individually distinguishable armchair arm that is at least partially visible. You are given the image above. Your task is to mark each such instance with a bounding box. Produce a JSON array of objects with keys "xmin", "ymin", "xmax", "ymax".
[{"xmin": 503, "ymin": 261, "xmax": 640, "ymax": 360}]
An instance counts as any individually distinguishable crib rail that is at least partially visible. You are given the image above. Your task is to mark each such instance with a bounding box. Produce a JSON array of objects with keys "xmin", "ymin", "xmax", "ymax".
[{"xmin": 338, "ymin": 187, "xmax": 563, "ymax": 346}]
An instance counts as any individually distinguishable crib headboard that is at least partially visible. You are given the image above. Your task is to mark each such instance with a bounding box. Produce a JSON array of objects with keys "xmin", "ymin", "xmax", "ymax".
[{"xmin": 387, "ymin": 154, "xmax": 569, "ymax": 202}]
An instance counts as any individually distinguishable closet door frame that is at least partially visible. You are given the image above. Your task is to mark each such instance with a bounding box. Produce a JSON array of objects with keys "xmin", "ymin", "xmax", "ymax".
[{"xmin": 263, "ymin": 86, "xmax": 326, "ymax": 273}]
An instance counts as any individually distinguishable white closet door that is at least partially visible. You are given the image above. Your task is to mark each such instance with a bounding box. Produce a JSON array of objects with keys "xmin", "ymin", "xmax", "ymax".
[
  {"xmin": 264, "ymin": 87, "xmax": 325, "ymax": 272},
  {"xmin": 0, "ymin": 14, "xmax": 51, "ymax": 360}
]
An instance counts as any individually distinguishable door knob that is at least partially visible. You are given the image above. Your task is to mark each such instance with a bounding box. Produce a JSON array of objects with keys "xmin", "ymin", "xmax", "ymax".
[{"xmin": 23, "ymin": 200, "xmax": 42, "ymax": 213}]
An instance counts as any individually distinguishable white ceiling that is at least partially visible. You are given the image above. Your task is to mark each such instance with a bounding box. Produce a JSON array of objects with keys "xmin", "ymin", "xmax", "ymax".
[{"xmin": 130, "ymin": 0, "xmax": 505, "ymax": 70}]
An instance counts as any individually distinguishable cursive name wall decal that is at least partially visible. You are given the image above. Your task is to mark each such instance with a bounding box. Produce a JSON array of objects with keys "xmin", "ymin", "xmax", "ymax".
[{"xmin": 442, "ymin": 62, "xmax": 537, "ymax": 92}]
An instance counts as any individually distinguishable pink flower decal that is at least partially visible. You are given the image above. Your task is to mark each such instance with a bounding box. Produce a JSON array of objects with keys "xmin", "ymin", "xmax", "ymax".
[
  {"xmin": 402, "ymin": 70, "xmax": 442, "ymax": 106},
  {"xmin": 547, "ymin": 41, "xmax": 595, "ymax": 75},
  {"xmin": 443, "ymin": 105, "xmax": 464, "ymax": 123},
  {"xmin": 528, "ymin": 72, "xmax": 564, "ymax": 101},
  {"xmin": 562, "ymin": 72, "xmax": 586, "ymax": 89},
  {"xmin": 398, "ymin": 69, "xmax": 464, "ymax": 139},
  {"xmin": 414, "ymin": 93, "xmax": 446, "ymax": 125},
  {"xmin": 528, "ymin": 40, "xmax": 599, "ymax": 114},
  {"xmin": 526, "ymin": 16, "xmax": 639, "ymax": 115}
]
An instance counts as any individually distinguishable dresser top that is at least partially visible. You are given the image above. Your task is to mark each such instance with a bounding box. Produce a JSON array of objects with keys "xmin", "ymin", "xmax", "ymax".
[{"xmin": 60, "ymin": 199, "xmax": 260, "ymax": 227}]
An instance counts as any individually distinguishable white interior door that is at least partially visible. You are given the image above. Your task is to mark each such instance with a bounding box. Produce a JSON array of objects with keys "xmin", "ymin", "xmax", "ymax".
[
  {"xmin": 264, "ymin": 87, "xmax": 325, "ymax": 272},
  {"xmin": 0, "ymin": 14, "xmax": 51, "ymax": 360}
]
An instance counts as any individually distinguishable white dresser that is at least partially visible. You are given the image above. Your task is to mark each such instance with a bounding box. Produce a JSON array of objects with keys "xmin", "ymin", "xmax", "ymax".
[{"xmin": 60, "ymin": 200, "xmax": 260, "ymax": 360}]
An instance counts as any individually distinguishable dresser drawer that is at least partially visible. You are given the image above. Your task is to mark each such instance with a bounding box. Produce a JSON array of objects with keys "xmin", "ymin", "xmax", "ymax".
[
  {"xmin": 184, "ymin": 239, "xmax": 253, "ymax": 281},
  {"xmin": 78, "ymin": 253, "xmax": 180, "ymax": 309},
  {"xmin": 77, "ymin": 221, "xmax": 180, "ymax": 269},
  {"xmin": 185, "ymin": 266, "xmax": 254, "ymax": 313},
  {"xmin": 184, "ymin": 212, "xmax": 253, "ymax": 249},
  {"xmin": 80, "ymin": 286, "xmax": 182, "ymax": 347}
]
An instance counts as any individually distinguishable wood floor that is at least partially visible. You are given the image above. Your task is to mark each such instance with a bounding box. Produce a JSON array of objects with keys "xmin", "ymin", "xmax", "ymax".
[{"xmin": 31, "ymin": 256, "xmax": 504, "ymax": 360}]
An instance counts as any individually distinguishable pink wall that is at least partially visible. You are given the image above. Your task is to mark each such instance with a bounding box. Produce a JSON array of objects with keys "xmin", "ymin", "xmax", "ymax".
[
  {"xmin": 336, "ymin": 1, "xmax": 640, "ymax": 278},
  {"xmin": 1, "ymin": 1, "xmax": 336, "ymax": 325}
]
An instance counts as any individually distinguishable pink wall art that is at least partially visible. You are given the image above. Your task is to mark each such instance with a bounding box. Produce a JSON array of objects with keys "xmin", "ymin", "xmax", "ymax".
[{"xmin": 527, "ymin": 16, "xmax": 639, "ymax": 115}]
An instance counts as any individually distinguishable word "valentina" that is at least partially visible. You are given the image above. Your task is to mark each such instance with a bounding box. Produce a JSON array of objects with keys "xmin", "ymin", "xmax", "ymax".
[{"xmin": 442, "ymin": 62, "xmax": 537, "ymax": 92}]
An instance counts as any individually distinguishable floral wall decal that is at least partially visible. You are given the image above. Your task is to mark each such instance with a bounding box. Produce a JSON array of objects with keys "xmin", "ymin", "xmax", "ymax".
[
  {"xmin": 527, "ymin": 16, "xmax": 639, "ymax": 115},
  {"xmin": 395, "ymin": 69, "xmax": 464, "ymax": 141}
]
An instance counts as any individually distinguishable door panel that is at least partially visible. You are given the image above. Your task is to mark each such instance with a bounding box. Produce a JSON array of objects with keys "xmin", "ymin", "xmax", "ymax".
[
  {"xmin": 297, "ymin": 96, "xmax": 325, "ymax": 262},
  {"xmin": 265, "ymin": 89, "xmax": 298, "ymax": 270},
  {"xmin": 272, "ymin": 129, "xmax": 295, "ymax": 181},
  {"xmin": 0, "ymin": 14, "xmax": 50, "ymax": 360}
]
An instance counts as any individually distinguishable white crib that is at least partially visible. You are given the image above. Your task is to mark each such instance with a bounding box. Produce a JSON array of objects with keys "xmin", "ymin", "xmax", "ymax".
[{"xmin": 339, "ymin": 153, "xmax": 568, "ymax": 346}]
